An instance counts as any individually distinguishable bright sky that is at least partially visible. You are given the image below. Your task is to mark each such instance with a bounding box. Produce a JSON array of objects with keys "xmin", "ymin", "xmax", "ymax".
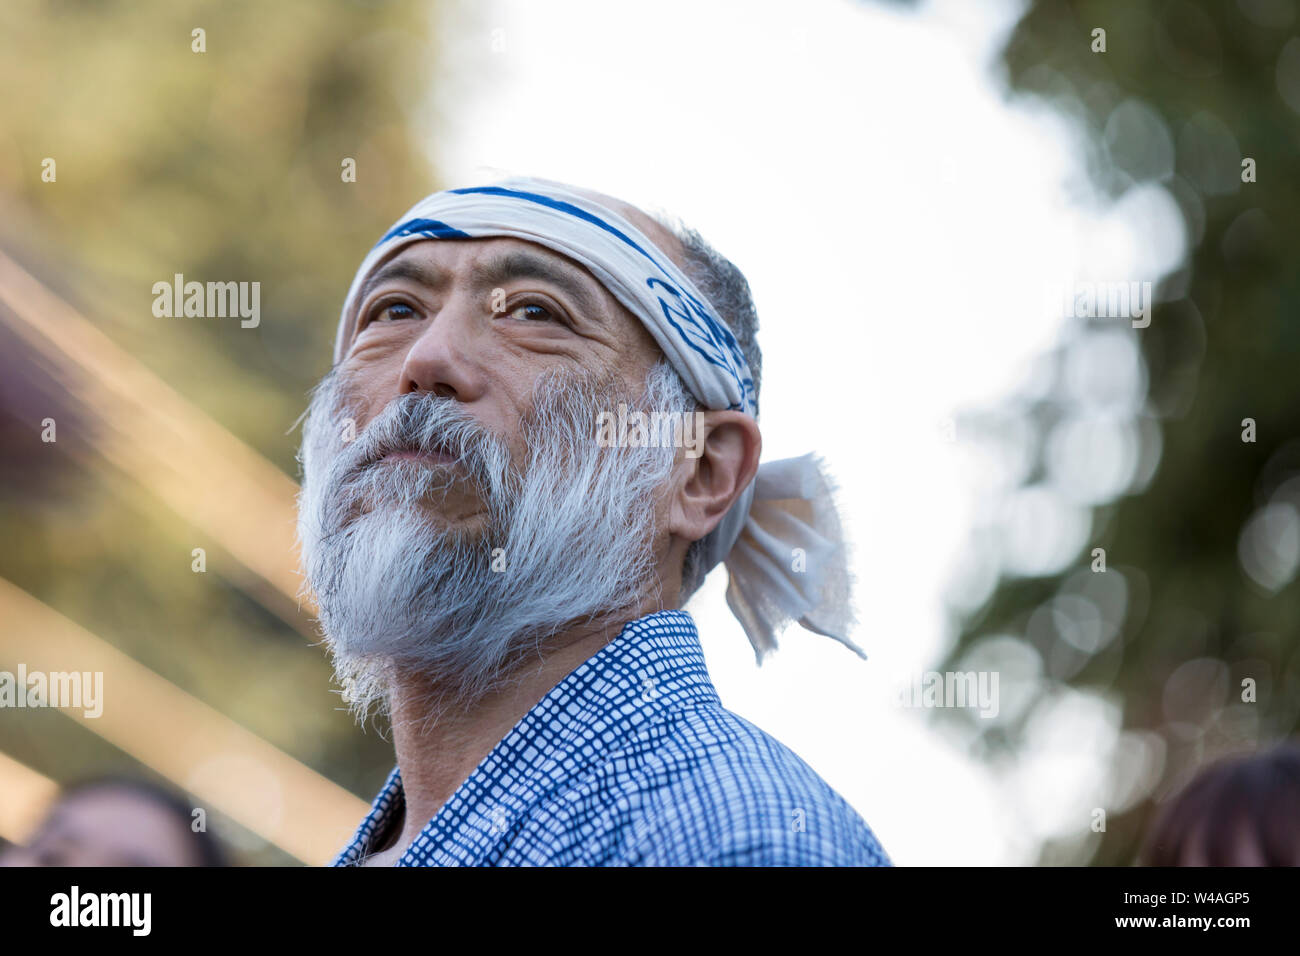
[{"xmin": 423, "ymin": 0, "xmax": 1185, "ymax": 864}]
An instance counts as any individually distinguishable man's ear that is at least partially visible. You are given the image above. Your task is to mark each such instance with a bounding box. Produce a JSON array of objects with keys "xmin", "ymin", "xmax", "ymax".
[{"xmin": 669, "ymin": 410, "xmax": 761, "ymax": 544}]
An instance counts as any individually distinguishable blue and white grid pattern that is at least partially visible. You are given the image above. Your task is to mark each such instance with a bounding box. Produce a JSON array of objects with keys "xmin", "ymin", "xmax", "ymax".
[{"xmin": 330, "ymin": 609, "xmax": 892, "ymax": 867}]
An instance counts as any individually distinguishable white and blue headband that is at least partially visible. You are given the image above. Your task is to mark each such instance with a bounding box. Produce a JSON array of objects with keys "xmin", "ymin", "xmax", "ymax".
[{"xmin": 336, "ymin": 176, "xmax": 863, "ymax": 663}]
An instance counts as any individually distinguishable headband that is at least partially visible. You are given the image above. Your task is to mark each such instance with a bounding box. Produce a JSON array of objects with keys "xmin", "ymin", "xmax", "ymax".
[{"xmin": 336, "ymin": 176, "xmax": 863, "ymax": 663}]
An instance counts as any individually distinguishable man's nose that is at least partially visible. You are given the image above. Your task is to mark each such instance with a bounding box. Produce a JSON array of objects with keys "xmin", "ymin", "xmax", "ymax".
[{"xmin": 397, "ymin": 293, "xmax": 488, "ymax": 401}]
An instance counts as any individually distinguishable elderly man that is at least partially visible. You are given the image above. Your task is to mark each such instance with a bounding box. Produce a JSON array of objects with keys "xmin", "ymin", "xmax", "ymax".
[{"xmin": 298, "ymin": 176, "xmax": 890, "ymax": 867}]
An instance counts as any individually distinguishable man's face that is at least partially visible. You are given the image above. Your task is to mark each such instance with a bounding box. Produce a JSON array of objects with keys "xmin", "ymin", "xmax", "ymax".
[
  {"xmin": 337, "ymin": 235, "xmax": 663, "ymax": 492},
  {"xmin": 298, "ymin": 229, "xmax": 697, "ymax": 719}
]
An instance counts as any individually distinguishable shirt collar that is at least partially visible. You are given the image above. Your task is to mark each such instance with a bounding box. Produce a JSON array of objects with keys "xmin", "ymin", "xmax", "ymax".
[{"xmin": 332, "ymin": 608, "xmax": 719, "ymax": 866}]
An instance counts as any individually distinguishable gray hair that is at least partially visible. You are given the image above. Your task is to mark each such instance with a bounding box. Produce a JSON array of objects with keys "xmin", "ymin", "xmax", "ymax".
[{"xmin": 649, "ymin": 211, "xmax": 764, "ymax": 602}]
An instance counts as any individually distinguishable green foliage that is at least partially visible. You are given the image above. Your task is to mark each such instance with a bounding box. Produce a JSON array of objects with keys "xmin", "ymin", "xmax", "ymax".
[
  {"xmin": 945, "ymin": 0, "xmax": 1300, "ymax": 865},
  {"xmin": 0, "ymin": 0, "xmax": 440, "ymax": 864}
]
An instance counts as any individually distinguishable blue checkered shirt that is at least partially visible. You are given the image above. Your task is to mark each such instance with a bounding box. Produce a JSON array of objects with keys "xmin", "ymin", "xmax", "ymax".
[{"xmin": 330, "ymin": 609, "xmax": 891, "ymax": 866}]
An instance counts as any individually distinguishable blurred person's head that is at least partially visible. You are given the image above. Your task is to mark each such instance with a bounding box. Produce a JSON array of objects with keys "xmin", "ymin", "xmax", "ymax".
[
  {"xmin": 0, "ymin": 774, "xmax": 228, "ymax": 867},
  {"xmin": 1140, "ymin": 740, "xmax": 1300, "ymax": 866},
  {"xmin": 297, "ymin": 178, "xmax": 764, "ymax": 722}
]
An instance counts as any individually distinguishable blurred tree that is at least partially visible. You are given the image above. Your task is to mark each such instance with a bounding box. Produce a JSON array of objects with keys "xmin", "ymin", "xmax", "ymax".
[
  {"xmin": 940, "ymin": 0, "xmax": 1300, "ymax": 864},
  {"xmin": 0, "ymin": 0, "xmax": 444, "ymax": 863}
]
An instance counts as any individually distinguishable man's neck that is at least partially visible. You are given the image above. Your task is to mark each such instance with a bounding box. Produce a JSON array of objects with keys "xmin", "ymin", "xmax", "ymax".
[{"xmin": 369, "ymin": 604, "xmax": 662, "ymax": 864}]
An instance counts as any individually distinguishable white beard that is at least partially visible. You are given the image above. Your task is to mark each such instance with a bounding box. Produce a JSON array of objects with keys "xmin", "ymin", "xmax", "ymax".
[{"xmin": 296, "ymin": 361, "xmax": 692, "ymax": 722}]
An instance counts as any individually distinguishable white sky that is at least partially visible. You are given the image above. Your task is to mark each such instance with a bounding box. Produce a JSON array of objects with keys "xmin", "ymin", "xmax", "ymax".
[{"xmin": 423, "ymin": 0, "xmax": 1182, "ymax": 864}]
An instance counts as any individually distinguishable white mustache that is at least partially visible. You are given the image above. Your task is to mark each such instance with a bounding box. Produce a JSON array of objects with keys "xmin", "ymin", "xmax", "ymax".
[{"xmin": 331, "ymin": 390, "xmax": 510, "ymax": 503}]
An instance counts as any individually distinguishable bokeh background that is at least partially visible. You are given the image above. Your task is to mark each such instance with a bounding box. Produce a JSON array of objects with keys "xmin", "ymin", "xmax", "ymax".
[{"xmin": 1, "ymin": 0, "xmax": 1297, "ymax": 865}]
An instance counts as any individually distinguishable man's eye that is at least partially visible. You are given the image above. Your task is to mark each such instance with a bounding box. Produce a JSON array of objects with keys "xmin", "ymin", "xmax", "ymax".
[
  {"xmin": 505, "ymin": 302, "xmax": 555, "ymax": 322},
  {"xmin": 372, "ymin": 302, "xmax": 418, "ymax": 323}
]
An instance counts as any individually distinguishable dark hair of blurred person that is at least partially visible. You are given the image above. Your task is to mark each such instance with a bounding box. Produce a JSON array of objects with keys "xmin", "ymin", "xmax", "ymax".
[
  {"xmin": 0, "ymin": 774, "xmax": 228, "ymax": 867},
  {"xmin": 1140, "ymin": 740, "xmax": 1300, "ymax": 866}
]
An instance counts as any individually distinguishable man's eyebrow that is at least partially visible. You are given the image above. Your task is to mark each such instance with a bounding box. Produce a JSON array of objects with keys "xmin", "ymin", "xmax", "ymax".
[
  {"xmin": 356, "ymin": 259, "xmax": 448, "ymax": 306},
  {"xmin": 469, "ymin": 248, "xmax": 606, "ymax": 320}
]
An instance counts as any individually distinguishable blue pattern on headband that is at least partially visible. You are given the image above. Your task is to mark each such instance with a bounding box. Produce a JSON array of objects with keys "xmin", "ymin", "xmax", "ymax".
[
  {"xmin": 376, "ymin": 218, "xmax": 471, "ymax": 245},
  {"xmin": 646, "ymin": 278, "xmax": 755, "ymax": 412},
  {"xmin": 449, "ymin": 185, "xmax": 667, "ymax": 269}
]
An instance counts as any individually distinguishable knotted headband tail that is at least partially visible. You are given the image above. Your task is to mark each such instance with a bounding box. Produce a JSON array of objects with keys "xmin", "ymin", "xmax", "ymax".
[
  {"xmin": 341, "ymin": 175, "xmax": 865, "ymax": 661},
  {"xmin": 723, "ymin": 453, "xmax": 864, "ymax": 664}
]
